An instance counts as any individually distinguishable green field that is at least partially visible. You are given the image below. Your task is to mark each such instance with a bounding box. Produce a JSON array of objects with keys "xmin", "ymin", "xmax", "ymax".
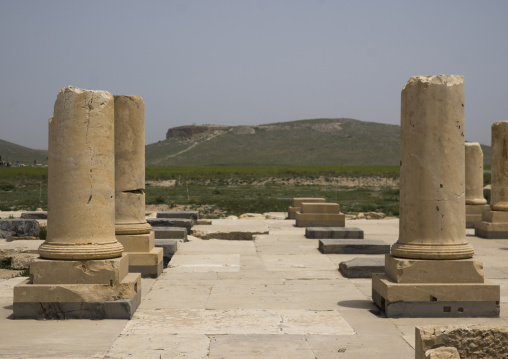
[{"xmin": 0, "ymin": 165, "xmax": 492, "ymax": 218}]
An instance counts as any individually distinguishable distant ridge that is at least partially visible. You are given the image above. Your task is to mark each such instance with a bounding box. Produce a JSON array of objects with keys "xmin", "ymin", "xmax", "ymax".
[
  {"xmin": 0, "ymin": 139, "xmax": 48, "ymax": 165},
  {"xmin": 147, "ymin": 118, "xmax": 492, "ymax": 166},
  {"xmin": 0, "ymin": 118, "xmax": 492, "ymax": 167}
]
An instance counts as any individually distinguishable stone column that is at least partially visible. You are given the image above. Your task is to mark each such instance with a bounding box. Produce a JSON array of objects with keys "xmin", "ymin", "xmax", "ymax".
[
  {"xmin": 475, "ymin": 122, "xmax": 508, "ymax": 238},
  {"xmin": 39, "ymin": 87, "xmax": 124, "ymax": 260},
  {"xmin": 465, "ymin": 143, "xmax": 489, "ymax": 228},
  {"xmin": 372, "ymin": 76, "xmax": 499, "ymax": 318},
  {"xmin": 114, "ymin": 95, "xmax": 163, "ymax": 278},
  {"xmin": 391, "ymin": 75, "xmax": 474, "ymax": 260},
  {"xmin": 465, "ymin": 143, "xmax": 487, "ymax": 205},
  {"xmin": 14, "ymin": 87, "xmax": 141, "ymax": 319},
  {"xmin": 490, "ymin": 122, "xmax": 508, "ymax": 211},
  {"xmin": 114, "ymin": 96, "xmax": 151, "ymax": 235}
]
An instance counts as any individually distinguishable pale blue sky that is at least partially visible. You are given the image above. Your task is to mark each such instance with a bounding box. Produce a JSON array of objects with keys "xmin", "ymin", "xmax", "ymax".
[{"xmin": 1, "ymin": 1, "xmax": 507, "ymax": 150}]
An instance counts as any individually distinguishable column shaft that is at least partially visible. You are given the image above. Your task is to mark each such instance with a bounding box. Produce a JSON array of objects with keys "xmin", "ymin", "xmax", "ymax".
[
  {"xmin": 391, "ymin": 75, "xmax": 474, "ymax": 260},
  {"xmin": 465, "ymin": 142, "xmax": 487, "ymax": 204},
  {"xmin": 39, "ymin": 87, "xmax": 123, "ymax": 260},
  {"xmin": 114, "ymin": 96, "xmax": 151, "ymax": 235},
  {"xmin": 490, "ymin": 122, "xmax": 508, "ymax": 211}
]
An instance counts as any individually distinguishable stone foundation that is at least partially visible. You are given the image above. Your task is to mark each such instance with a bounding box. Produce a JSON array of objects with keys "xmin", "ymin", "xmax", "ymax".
[
  {"xmin": 13, "ymin": 254, "xmax": 141, "ymax": 319},
  {"xmin": 465, "ymin": 204, "xmax": 490, "ymax": 228},
  {"xmin": 116, "ymin": 232, "xmax": 163, "ymax": 278}
]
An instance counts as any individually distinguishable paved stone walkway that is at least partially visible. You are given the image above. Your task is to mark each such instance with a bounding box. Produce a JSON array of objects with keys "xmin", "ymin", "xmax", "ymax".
[{"xmin": 0, "ymin": 218, "xmax": 507, "ymax": 358}]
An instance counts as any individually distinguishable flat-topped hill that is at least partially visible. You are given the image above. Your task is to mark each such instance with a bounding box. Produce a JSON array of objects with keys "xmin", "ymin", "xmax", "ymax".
[{"xmin": 147, "ymin": 118, "xmax": 491, "ymax": 166}]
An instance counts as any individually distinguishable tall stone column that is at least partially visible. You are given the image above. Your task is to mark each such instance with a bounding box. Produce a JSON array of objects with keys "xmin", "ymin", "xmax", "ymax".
[
  {"xmin": 372, "ymin": 76, "xmax": 499, "ymax": 318},
  {"xmin": 391, "ymin": 75, "xmax": 474, "ymax": 260},
  {"xmin": 114, "ymin": 95, "xmax": 163, "ymax": 277},
  {"xmin": 465, "ymin": 143, "xmax": 489, "ymax": 228},
  {"xmin": 38, "ymin": 87, "xmax": 124, "ymax": 259},
  {"xmin": 13, "ymin": 87, "xmax": 141, "ymax": 319},
  {"xmin": 475, "ymin": 122, "xmax": 508, "ymax": 238}
]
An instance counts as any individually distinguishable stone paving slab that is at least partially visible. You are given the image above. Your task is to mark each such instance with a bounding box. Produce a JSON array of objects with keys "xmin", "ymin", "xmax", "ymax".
[{"xmin": 169, "ymin": 254, "xmax": 240, "ymax": 272}]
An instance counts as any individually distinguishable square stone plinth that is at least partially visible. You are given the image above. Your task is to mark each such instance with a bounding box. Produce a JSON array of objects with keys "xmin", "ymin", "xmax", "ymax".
[
  {"xmin": 152, "ymin": 227, "xmax": 187, "ymax": 241},
  {"xmin": 475, "ymin": 210, "xmax": 508, "ymax": 239},
  {"xmin": 318, "ymin": 239, "xmax": 390, "ymax": 254},
  {"xmin": 116, "ymin": 231, "xmax": 155, "ymax": 252},
  {"xmin": 339, "ymin": 257, "xmax": 385, "ymax": 278},
  {"xmin": 13, "ymin": 256, "xmax": 141, "ymax": 319},
  {"xmin": 372, "ymin": 273, "xmax": 500, "ymax": 318},
  {"xmin": 30, "ymin": 255, "xmax": 129, "ymax": 285},
  {"xmin": 295, "ymin": 213, "xmax": 345, "ymax": 228},
  {"xmin": 385, "ymin": 255, "xmax": 485, "ymax": 284},
  {"xmin": 128, "ymin": 247, "xmax": 164, "ymax": 278},
  {"xmin": 156, "ymin": 211, "xmax": 199, "ymax": 225},
  {"xmin": 287, "ymin": 206, "xmax": 300, "ymax": 219},
  {"xmin": 466, "ymin": 204, "xmax": 490, "ymax": 228},
  {"xmin": 306, "ymin": 227, "xmax": 364, "ymax": 239}
]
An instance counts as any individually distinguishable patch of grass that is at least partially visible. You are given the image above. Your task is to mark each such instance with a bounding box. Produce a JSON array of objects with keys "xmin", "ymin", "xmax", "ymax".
[
  {"xmin": 38, "ymin": 226, "xmax": 47, "ymax": 240},
  {"xmin": 0, "ymin": 257, "xmax": 12, "ymax": 269}
]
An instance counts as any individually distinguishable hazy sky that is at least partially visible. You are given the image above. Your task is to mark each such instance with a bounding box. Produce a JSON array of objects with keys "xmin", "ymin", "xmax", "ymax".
[{"xmin": 1, "ymin": 1, "xmax": 507, "ymax": 150}]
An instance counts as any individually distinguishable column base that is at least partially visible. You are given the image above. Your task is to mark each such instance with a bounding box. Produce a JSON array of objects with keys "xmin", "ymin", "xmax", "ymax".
[
  {"xmin": 287, "ymin": 206, "xmax": 300, "ymax": 219},
  {"xmin": 466, "ymin": 204, "xmax": 490, "ymax": 228},
  {"xmin": 295, "ymin": 213, "xmax": 345, "ymax": 227},
  {"xmin": 116, "ymin": 232, "xmax": 163, "ymax": 278},
  {"xmin": 371, "ymin": 255, "xmax": 500, "ymax": 318},
  {"xmin": 372, "ymin": 274, "xmax": 500, "ymax": 318},
  {"xmin": 475, "ymin": 210, "xmax": 508, "ymax": 239},
  {"xmin": 13, "ymin": 255, "xmax": 141, "ymax": 319}
]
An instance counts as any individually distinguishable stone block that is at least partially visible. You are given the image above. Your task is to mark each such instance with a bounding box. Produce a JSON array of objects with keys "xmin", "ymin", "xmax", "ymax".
[
  {"xmin": 482, "ymin": 210, "xmax": 508, "ymax": 222},
  {"xmin": 156, "ymin": 211, "xmax": 199, "ymax": 224},
  {"xmin": 416, "ymin": 325, "xmax": 508, "ymax": 359},
  {"xmin": 116, "ymin": 232, "xmax": 154, "ymax": 252},
  {"xmin": 20, "ymin": 211, "xmax": 48, "ymax": 220},
  {"xmin": 384, "ymin": 255, "xmax": 485, "ymax": 284},
  {"xmin": 475, "ymin": 220, "xmax": 508, "ymax": 239},
  {"xmin": 30, "ymin": 255, "xmax": 129, "ymax": 285},
  {"xmin": 372, "ymin": 273, "xmax": 500, "ymax": 318},
  {"xmin": 13, "ymin": 272, "xmax": 141, "ymax": 319},
  {"xmin": 465, "ymin": 204, "xmax": 490, "ymax": 228},
  {"xmin": 318, "ymin": 239, "xmax": 390, "ymax": 254},
  {"xmin": 0, "ymin": 219, "xmax": 40, "ymax": 238},
  {"xmin": 292, "ymin": 198, "xmax": 326, "ymax": 208},
  {"xmin": 147, "ymin": 218, "xmax": 193, "ymax": 233},
  {"xmin": 196, "ymin": 219, "xmax": 212, "ymax": 225},
  {"xmin": 287, "ymin": 206, "xmax": 300, "ymax": 219},
  {"xmin": 155, "ymin": 239, "xmax": 178, "ymax": 266},
  {"xmin": 295, "ymin": 213, "xmax": 345, "ymax": 227},
  {"xmin": 339, "ymin": 257, "xmax": 385, "ymax": 278},
  {"xmin": 301, "ymin": 202, "xmax": 340, "ymax": 214},
  {"xmin": 306, "ymin": 227, "xmax": 363, "ymax": 239},
  {"xmin": 153, "ymin": 227, "xmax": 188, "ymax": 241},
  {"xmin": 127, "ymin": 248, "xmax": 164, "ymax": 278}
]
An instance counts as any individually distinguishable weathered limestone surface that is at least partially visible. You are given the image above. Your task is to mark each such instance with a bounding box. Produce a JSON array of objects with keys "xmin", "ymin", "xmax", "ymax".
[
  {"xmin": 384, "ymin": 255, "xmax": 484, "ymax": 284},
  {"xmin": 372, "ymin": 75, "xmax": 499, "ymax": 318},
  {"xmin": 154, "ymin": 239, "xmax": 178, "ymax": 266},
  {"xmin": 465, "ymin": 204, "xmax": 490, "ymax": 228},
  {"xmin": 391, "ymin": 75, "xmax": 473, "ymax": 260},
  {"xmin": 0, "ymin": 219, "xmax": 40, "ymax": 238},
  {"xmin": 416, "ymin": 325, "xmax": 508, "ymax": 359},
  {"xmin": 39, "ymin": 87, "xmax": 123, "ymax": 260}
]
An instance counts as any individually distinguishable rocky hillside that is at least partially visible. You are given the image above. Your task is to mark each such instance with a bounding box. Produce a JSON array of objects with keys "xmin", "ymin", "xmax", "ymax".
[{"xmin": 0, "ymin": 139, "xmax": 48, "ymax": 166}]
